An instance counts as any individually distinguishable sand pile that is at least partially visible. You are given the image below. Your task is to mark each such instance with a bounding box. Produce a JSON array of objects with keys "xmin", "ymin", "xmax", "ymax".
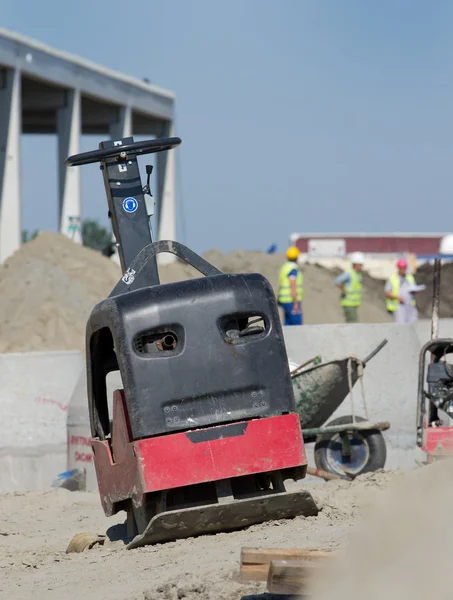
[
  {"xmin": 0, "ymin": 232, "xmax": 121, "ymax": 353},
  {"xmin": 311, "ymin": 459, "xmax": 453, "ymax": 600},
  {"xmin": 413, "ymin": 261, "xmax": 453, "ymax": 318},
  {"xmin": 0, "ymin": 232, "xmax": 393, "ymax": 353},
  {"xmin": 2, "ymin": 460, "xmax": 445, "ymax": 600},
  {"xmin": 162, "ymin": 248, "xmax": 391, "ymax": 321},
  {"xmin": 0, "ymin": 470, "xmax": 400, "ymax": 600}
]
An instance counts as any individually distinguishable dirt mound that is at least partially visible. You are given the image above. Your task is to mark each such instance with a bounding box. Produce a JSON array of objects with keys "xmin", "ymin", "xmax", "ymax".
[
  {"xmin": 0, "ymin": 471, "xmax": 401, "ymax": 600},
  {"xmin": 0, "ymin": 232, "xmax": 121, "ymax": 353},
  {"xmin": 0, "ymin": 232, "xmax": 392, "ymax": 353},
  {"xmin": 309, "ymin": 469, "xmax": 401, "ymax": 520},
  {"xmin": 414, "ymin": 261, "xmax": 453, "ymax": 318},
  {"xmin": 144, "ymin": 248, "xmax": 391, "ymax": 324},
  {"xmin": 310, "ymin": 460, "xmax": 453, "ymax": 600}
]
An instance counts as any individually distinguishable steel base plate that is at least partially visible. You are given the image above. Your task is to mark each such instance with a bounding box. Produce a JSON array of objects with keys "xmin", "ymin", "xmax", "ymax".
[{"xmin": 127, "ymin": 490, "xmax": 319, "ymax": 549}]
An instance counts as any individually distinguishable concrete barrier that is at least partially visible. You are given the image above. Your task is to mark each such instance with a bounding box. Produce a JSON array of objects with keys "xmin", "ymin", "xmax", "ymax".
[
  {"xmin": 70, "ymin": 319, "xmax": 453, "ymax": 491},
  {"xmin": 412, "ymin": 318, "xmax": 453, "ymax": 346},
  {"xmin": 283, "ymin": 319, "xmax": 453, "ymax": 471},
  {"xmin": 3, "ymin": 319, "xmax": 451, "ymax": 494},
  {"xmin": 0, "ymin": 350, "xmax": 83, "ymax": 493},
  {"xmin": 67, "ymin": 368, "xmax": 122, "ymax": 491}
]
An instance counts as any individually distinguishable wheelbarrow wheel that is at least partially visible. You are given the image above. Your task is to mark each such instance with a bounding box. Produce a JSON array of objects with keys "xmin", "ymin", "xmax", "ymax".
[{"xmin": 314, "ymin": 415, "xmax": 386, "ymax": 478}]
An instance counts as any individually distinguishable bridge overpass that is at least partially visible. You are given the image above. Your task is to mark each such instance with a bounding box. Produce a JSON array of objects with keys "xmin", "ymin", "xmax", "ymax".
[{"xmin": 0, "ymin": 27, "xmax": 176, "ymax": 262}]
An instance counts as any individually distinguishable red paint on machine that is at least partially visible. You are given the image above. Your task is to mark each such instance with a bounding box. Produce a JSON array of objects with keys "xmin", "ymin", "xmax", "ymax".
[{"xmin": 91, "ymin": 390, "xmax": 307, "ymax": 516}]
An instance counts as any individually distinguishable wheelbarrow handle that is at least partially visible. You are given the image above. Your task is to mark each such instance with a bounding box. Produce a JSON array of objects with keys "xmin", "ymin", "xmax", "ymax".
[{"xmin": 362, "ymin": 338, "xmax": 388, "ymax": 366}]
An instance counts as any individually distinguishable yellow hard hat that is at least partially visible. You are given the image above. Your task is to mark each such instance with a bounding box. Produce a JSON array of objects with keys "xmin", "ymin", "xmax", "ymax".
[{"xmin": 286, "ymin": 246, "xmax": 299, "ymax": 260}]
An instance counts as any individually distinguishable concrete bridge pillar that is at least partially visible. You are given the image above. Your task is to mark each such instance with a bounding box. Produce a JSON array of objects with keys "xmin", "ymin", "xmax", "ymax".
[
  {"xmin": 157, "ymin": 121, "xmax": 177, "ymax": 264},
  {"xmin": 58, "ymin": 88, "xmax": 82, "ymax": 244},
  {"xmin": 0, "ymin": 68, "xmax": 21, "ymax": 263}
]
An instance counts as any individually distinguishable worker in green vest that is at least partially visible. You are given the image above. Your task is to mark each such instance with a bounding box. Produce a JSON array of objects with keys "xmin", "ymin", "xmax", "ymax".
[
  {"xmin": 334, "ymin": 252, "xmax": 364, "ymax": 323},
  {"xmin": 385, "ymin": 258, "xmax": 420, "ymax": 323},
  {"xmin": 277, "ymin": 247, "xmax": 304, "ymax": 325}
]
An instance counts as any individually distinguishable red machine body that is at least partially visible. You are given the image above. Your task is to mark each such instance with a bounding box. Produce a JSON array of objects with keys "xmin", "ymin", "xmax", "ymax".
[
  {"xmin": 92, "ymin": 390, "xmax": 308, "ymax": 517},
  {"xmin": 420, "ymin": 426, "xmax": 453, "ymax": 463}
]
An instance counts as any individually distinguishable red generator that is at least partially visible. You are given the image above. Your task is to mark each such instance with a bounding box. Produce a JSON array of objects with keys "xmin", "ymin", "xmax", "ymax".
[
  {"xmin": 417, "ymin": 338, "xmax": 453, "ymax": 463},
  {"xmin": 65, "ymin": 136, "xmax": 318, "ymax": 549},
  {"xmin": 416, "ymin": 258, "xmax": 453, "ymax": 463}
]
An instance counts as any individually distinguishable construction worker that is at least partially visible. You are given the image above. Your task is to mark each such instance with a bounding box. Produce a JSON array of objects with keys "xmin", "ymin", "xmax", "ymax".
[
  {"xmin": 334, "ymin": 252, "xmax": 364, "ymax": 323},
  {"xmin": 385, "ymin": 258, "xmax": 421, "ymax": 323},
  {"xmin": 277, "ymin": 247, "xmax": 304, "ymax": 326}
]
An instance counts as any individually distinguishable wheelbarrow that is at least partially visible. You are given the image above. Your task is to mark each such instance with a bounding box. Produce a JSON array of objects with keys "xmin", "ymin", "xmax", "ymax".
[{"xmin": 290, "ymin": 339, "xmax": 390, "ymax": 479}]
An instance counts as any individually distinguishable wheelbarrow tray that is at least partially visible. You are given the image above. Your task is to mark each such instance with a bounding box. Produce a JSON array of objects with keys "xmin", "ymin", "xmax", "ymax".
[
  {"xmin": 291, "ymin": 357, "xmax": 362, "ymax": 429},
  {"xmin": 290, "ymin": 339, "xmax": 388, "ymax": 430}
]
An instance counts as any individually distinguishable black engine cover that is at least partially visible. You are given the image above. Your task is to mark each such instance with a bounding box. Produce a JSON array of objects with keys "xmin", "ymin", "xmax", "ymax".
[{"xmin": 86, "ymin": 272, "xmax": 295, "ymax": 440}]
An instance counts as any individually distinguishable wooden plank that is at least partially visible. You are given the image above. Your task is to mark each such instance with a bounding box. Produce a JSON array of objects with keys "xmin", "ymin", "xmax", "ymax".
[
  {"xmin": 267, "ymin": 559, "xmax": 316, "ymax": 596},
  {"xmin": 239, "ymin": 547, "xmax": 332, "ymax": 585},
  {"xmin": 241, "ymin": 546, "xmax": 332, "ymax": 567},
  {"xmin": 238, "ymin": 563, "xmax": 269, "ymax": 582},
  {"xmin": 307, "ymin": 466, "xmax": 349, "ymax": 481}
]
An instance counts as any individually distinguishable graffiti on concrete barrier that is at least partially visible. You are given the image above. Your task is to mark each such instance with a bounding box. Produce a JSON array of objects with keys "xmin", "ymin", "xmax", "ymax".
[
  {"xmin": 70, "ymin": 435, "xmax": 94, "ymax": 463},
  {"xmin": 75, "ymin": 452, "xmax": 93, "ymax": 463},
  {"xmin": 70, "ymin": 435, "xmax": 91, "ymax": 447},
  {"xmin": 35, "ymin": 396, "xmax": 68, "ymax": 412}
]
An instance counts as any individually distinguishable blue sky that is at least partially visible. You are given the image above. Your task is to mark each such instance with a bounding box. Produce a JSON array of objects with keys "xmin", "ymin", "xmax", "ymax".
[{"xmin": 3, "ymin": 0, "xmax": 453, "ymax": 253}]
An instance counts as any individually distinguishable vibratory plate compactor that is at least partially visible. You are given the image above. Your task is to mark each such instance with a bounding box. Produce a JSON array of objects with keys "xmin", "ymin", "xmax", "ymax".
[{"xmin": 65, "ymin": 136, "xmax": 318, "ymax": 549}]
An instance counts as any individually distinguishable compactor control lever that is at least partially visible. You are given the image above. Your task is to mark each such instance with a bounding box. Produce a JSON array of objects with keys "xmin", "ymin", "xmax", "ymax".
[{"xmin": 143, "ymin": 165, "xmax": 153, "ymax": 197}]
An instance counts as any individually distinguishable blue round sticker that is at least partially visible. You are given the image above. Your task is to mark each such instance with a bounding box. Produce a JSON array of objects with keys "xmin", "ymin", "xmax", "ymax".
[{"xmin": 123, "ymin": 197, "xmax": 138, "ymax": 213}]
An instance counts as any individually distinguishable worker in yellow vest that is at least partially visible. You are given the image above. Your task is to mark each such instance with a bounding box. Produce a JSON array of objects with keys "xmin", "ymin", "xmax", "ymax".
[
  {"xmin": 385, "ymin": 258, "xmax": 421, "ymax": 323},
  {"xmin": 334, "ymin": 252, "xmax": 364, "ymax": 323},
  {"xmin": 277, "ymin": 247, "xmax": 304, "ymax": 326}
]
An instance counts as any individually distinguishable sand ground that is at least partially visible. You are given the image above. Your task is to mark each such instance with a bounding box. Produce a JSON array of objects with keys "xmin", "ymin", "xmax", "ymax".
[{"xmin": 0, "ymin": 470, "xmax": 399, "ymax": 600}]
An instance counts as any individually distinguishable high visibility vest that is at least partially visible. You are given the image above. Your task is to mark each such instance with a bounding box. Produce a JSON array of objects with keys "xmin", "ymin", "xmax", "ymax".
[
  {"xmin": 386, "ymin": 273, "xmax": 416, "ymax": 312},
  {"xmin": 278, "ymin": 262, "xmax": 304, "ymax": 304},
  {"xmin": 340, "ymin": 269, "xmax": 363, "ymax": 307}
]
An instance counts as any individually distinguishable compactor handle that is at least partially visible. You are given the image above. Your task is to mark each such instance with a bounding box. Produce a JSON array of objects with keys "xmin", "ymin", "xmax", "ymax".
[
  {"xmin": 362, "ymin": 339, "xmax": 388, "ymax": 366},
  {"xmin": 65, "ymin": 137, "xmax": 181, "ymax": 167}
]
